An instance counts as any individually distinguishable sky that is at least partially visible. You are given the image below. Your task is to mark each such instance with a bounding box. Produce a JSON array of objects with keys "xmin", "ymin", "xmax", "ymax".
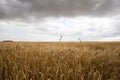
[{"xmin": 0, "ymin": 0, "xmax": 120, "ymax": 41}]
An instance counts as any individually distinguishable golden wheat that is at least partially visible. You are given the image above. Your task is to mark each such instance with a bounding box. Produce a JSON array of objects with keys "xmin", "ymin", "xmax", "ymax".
[{"xmin": 0, "ymin": 42, "xmax": 120, "ymax": 80}]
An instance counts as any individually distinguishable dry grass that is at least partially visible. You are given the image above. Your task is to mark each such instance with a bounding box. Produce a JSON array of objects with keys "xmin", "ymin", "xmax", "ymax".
[{"xmin": 0, "ymin": 42, "xmax": 120, "ymax": 80}]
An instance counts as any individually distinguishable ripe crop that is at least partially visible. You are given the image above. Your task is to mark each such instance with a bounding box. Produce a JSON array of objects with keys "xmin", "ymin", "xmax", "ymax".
[{"xmin": 0, "ymin": 42, "xmax": 120, "ymax": 80}]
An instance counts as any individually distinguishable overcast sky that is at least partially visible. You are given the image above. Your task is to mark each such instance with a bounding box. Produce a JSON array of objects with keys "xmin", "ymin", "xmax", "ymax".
[{"xmin": 0, "ymin": 0, "xmax": 120, "ymax": 41}]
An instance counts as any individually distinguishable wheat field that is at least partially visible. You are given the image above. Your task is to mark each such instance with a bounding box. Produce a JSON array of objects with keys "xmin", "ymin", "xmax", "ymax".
[{"xmin": 0, "ymin": 42, "xmax": 120, "ymax": 80}]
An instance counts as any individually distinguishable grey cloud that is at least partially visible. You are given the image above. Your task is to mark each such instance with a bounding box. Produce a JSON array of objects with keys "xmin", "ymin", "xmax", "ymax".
[
  {"xmin": 94, "ymin": 25, "xmax": 120, "ymax": 38},
  {"xmin": 36, "ymin": 27, "xmax": 49, "ymax": 32},
  {"xmin": 109, "ymin": 22, "xmax": 120, "ymax": 37},
  {"xmin": 0, "ymin": 0, "xmax": 120, "ymax": 20},
  {"xmin": 102, "ymin": 19, "xmax": 120, "ymax": 37}
]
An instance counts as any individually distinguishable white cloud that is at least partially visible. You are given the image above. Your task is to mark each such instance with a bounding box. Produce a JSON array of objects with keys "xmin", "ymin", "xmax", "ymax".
[
  {"xmin": 0, "ymin": 0, "xmax": 120, "ymax": 41},
  {"xmin": 100, "ymin": 36, "xmax": 120, "ymax": 41},
  {"xmin": 0, "ymin": 16, "xmax": 120, "ymax": 41}
]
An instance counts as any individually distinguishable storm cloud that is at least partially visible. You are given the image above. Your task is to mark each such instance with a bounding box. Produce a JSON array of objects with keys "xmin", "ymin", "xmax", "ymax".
[
  {"xmin": 0, "ymin": 0, "xmax": 120, "ymax": 41},
  {"xmin": 0, "ymin": 0, "xmax": 120, "ymax": 20}
]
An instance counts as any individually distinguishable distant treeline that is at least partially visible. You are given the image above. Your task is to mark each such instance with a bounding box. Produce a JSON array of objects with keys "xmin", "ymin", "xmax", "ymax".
[{"xmin": 2, "ymin": 40, "xmax": 13, "ymax": 42}]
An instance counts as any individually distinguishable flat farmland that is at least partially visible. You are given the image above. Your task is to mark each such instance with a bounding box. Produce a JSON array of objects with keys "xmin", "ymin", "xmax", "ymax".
[{"xmin": 0, "ymin": 42, "xmax": 120, "ymax": 80}]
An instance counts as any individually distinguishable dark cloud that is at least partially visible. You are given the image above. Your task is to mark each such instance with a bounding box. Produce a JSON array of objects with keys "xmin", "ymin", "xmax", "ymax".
[{"xmin": 0, "ymin": 0, "xmax": 120, "ymax": 20}]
